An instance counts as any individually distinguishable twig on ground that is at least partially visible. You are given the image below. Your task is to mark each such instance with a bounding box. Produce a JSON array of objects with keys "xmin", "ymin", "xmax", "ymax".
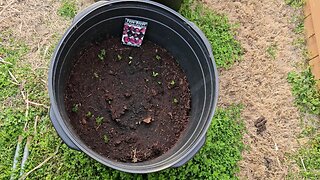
[
  {"xmin": 20, "ymin": 89, "xmax": 49, "ymax": 109},
  {"xmin": 10, "ymin": 135, "xmax": 23, "ymax": 180},
  {"xmin": 0, "ymin": 57, "xmax": 13, "ymax": 65},
  {"xmin": 25, "ymin": 92, "xmax": 29, "ymax": 119},
  {"xmin": 34, "ymin": 116, "xmax": 38, "ymax": 136},
  {"xmin": 8, "ymin": 70, "xmax": 19, "ymax": 84},
  {"xmin": 42, "ymin": 45, "xmax": 49, "ymax": 60},
  {"xmin": 19, "ymin": 143, "xmax": 61, "ymax": 180},
  {"xmin": 20, "ymin": 90, "xmax": 26, "ymax": 101},
  {"xmin": 27, "ymin": 100, "xmax": 49, "ymax": 109},
  {"xmin": 40, "ymin": 79, "xmax": 47, "ymax": 86},
  {"xmin": 9, "ymin": 80, "xmax": 19, "ymax": 86},
  {"xmin": 0, "ymin": 0, "xmax": 16, "ymax": 16},
  {"xmin": 300, "ymin": 156, "xmax": 307, "ymax": 172},
  {"xmin": 271, "ymin": 137, "xmax": 281, "ymax": 168}
]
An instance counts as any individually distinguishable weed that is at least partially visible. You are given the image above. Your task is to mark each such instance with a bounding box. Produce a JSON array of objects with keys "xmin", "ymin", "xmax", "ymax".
[
  {"xmin": 294, "ymin": 20, "xmax": 304, "ymax": 34},
  {"xmin": 155, "ymin": 55, "xmax": 161, "ymax": 60},
  {"xmin": 266, "ymin": 43, "xmax": 278, "ymax": 60},
  {"xmin": 288, "ymin": 68, "xmax": 320, "ymax": 179},
  {"xmin": 285, "ymin": 0, "xmax": 305, "ymax": 8},
  {"xmin": 296, "ymin": 134, "xmax": 320, "ymax": 179},
  {"xmin": 97, "ymin": 49, "xmax": 106, "ymax": 61},
  {"xmin": 103, "ymin": 135, "xmax": 109, "ymax": 144},
  {"xmin": 71, "ymin": 103, "xmax": 79, "ymax": 113},
  {"xmin": 152, "ymin": 71, "xmax": 159, "ymax": 77},
  {"xmin": 58, "ymin": 0, "xmax": 77, "ymax": 19},
  {"xmin": 288, "ymin": 69, "xmax": 320, "ymax": 115},
  {"xmin": 95, "ymin": 116, "xmax": 104, "ymax": 126},
  {"xmin": 180, "ymin": 0, "xmax": 242, "ymax": 68}
]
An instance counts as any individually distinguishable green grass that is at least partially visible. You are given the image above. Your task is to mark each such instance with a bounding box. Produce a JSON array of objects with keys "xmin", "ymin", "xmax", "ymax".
[
  {"xmin": 287, "ymin": 69, "xmax": 320, "ymax": 179},
  {"xmin": 180, "ymin": 0, "xmax": 242, "ymax": 68},
  {"xmin": 285, "ymin": 0, "xmax": 305, "ymax": 8},
  {"xmin": 58, "ymin": 0, "xmax": 77, "ymax": 19},
  {"xmin": 288, "ymin": 69, "xmax": 320, "ymax": 115},
  {"xmin": 266, "ymin": 43, "xmax": 278, "ymax": 60},
  {"xmin": 1, "ymin": 0, "xmax": 245, "ymax": 179},
  {"xmin": 297, "ymin": 134, "xmax": 320, "ymax": 179}
]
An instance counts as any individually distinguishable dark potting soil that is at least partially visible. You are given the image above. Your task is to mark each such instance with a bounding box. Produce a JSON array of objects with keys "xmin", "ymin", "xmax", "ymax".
[{"xmin": 64, "ymin": 37, "xmax": 191, "ymax": 162}]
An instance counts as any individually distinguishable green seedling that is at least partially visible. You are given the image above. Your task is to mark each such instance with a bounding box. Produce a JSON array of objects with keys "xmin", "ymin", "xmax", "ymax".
[
  {"xmin": 128, "ymin": 61, "xmax": 132, "ymax": 65},
  {"xmin": 98, "ymin": 49, "xmax": 106, "ymax": 61},
  {"xmin": 103, "ymin": 134, "xmax": 109, "ymax": 144},
  {"xmin": 72, "ymin": 104, "xmax": 80, "ymax": 113},
  {"xmin": 129, "ymin": 56, "xmax": 133, "ymax": 60},
  {"xmin": 173, "ymin": 98, "xmax": 178, "ymax": 104},
  {"xmin": 266, "ymin": 44, "xmax": 277, "ymax": 60},
  {"xmin": 152, "ymin": 71, "xmax": 159, "ymax": 77},
  {"xmin": 155, "ymin": 55, "xmax": 161, "ymax": 60},
  {"xmin": 170, "ymin": 80, "xmax": 175, "ymax": 86},
  {"xmin": 95, "ymin": 116, "xmax": 104, "ymax": 126},
  {"xmin": 117, "ymin": 54, "xmax": 122, "ymax": 61},
  {"xmin": 86, "ymin": 111, "xmax": 92, "ymax": 118},
  {"xmin": 157, "ymin": 81, "xmax": 162, "ymax": 85},
  {"xmin": 94, "ymin": 72, "xmax": 99, "ymax": 78}
]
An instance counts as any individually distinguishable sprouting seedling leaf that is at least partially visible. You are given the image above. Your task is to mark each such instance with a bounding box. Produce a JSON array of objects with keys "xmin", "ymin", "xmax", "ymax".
[
  {"xmin": 103, "ymin": 134, "xmax": 109, "ymax": 144},
  {"xmin": 98, "ymin": 49, "xmax": 106, "ymax": 61},
  {"xmin": 86, "ymin": 111, "xmax": 92, "ymax": 118},
  {"xmin": 95, "ymin": 116, "xmax": 104, "ymax": 126},
  {"xmin": 155, "ymin": 55, "xmax": 161, "ymax": 60},
  {"xmin": 152, "ymin": 71, "xmax": 159, "ymax": 77},
  {"xmin": 129, "ymin": 56, "xmax": 133, "ymax": 60},
  {"xmin": 170, "ymin": 80, "xmax": 175, "ymax": 85},
  {"xmin": 117, "ymin": 54, "xmax": 122, "ymax": 61},
  {"xmin": 128, "ymin": 61, "xmax": 132, "ymax": 65},
  {"xmin": 173, "ymin": 98, "xmax": 178, "ymax": 104},
  {"xmin": 72, "ymin": 104, "xmax": 80, "ymax": 113},
  {"xmin": 94, "ymin": 72, "xmax": 99, "ymax": 78},
  {"xmin": 157, "ymin": 81, "xmax": 162, "ymax": 85}
]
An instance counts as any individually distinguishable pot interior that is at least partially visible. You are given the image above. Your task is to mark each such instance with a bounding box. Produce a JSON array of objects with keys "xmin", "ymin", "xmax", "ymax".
[{"xmin": 52, "ymin": 1, "xmax": 216, "ymax": 172}]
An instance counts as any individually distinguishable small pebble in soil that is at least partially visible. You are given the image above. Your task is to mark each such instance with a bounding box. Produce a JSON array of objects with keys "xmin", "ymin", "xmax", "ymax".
[{"xmin": 143, "ymin": 116, "xmax": 152, "ymax": 124}]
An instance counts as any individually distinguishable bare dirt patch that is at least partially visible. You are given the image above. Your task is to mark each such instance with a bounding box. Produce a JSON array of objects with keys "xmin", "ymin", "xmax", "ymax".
[{"xmin": 203, "ymin": 0, "xmax": 304, "ymax": 179}]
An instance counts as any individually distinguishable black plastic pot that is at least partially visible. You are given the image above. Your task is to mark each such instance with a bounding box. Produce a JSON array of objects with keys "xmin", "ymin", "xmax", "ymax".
[
  {"xmin": 49, "ymin": 0, "xmax": 218, "ymax": 173},
  {"xmin": 152, "ymin": 0, "xmax": 182, "ymax": 11}
]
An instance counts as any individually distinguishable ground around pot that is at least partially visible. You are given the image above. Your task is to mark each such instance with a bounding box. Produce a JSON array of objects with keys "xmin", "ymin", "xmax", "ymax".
[
  {"xmin": 5, "ymin": 0, "xmax": 317, "ymax": 179},
  {"xmin": 202, "ymin": 0, "xmax": 315, "ymax": 179}
]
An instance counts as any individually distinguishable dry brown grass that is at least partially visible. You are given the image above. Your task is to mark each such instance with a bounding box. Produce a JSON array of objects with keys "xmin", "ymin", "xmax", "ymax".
[{"xmin": 203, "ymin": 0, "xmax": 304, "ymax": 179}]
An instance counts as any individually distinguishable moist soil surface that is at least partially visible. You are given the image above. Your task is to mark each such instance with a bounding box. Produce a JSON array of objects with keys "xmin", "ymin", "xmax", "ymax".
[{"xmin": 64, "ymin": 37, "xmax": 191, "ymax": 162}]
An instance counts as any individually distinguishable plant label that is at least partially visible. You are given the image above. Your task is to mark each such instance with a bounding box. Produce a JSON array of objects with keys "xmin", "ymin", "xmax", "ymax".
[{"xmin": 122, "ymin": 18, "xmax": 148, "ymax": 47}]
